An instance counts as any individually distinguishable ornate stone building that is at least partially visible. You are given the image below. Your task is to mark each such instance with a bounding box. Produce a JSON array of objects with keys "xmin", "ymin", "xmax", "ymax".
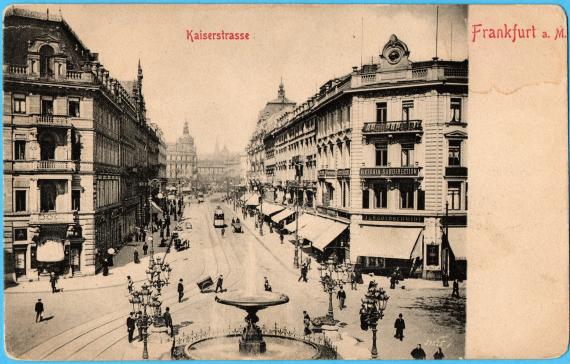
[
  {"xmin": 3, "ymin": 8, "xmax": 163, "ymax": 281},
  {"xmin": 247, "ymin": 35, "xmax": 468, "ymax": 279},
  {"xmin": 166, "ymin": 121, "xmax": 197, "ymax": 190}
]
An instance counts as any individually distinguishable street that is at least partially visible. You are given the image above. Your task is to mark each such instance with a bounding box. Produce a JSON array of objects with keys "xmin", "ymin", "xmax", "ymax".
[{"xmin": 6, "ymin": 196, "xmax": 465, "ymax": 360}]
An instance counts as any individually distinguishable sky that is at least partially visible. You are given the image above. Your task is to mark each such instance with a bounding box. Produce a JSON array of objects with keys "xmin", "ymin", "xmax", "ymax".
[{"xmin": 18, "ymin": 5, "xmax": 467, "ymax": 155}]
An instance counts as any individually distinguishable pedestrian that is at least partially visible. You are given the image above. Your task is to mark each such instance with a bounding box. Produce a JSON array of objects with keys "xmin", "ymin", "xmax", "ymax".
[
  {"xmin": 127, "ymin": 276, "xmax": 134, "ymax": 293},
  {"xmin": 49, "ymin": 273, "xmax": 58, "ymax": 293},
  {"xmin": 215, "ymin": 275, "xmax": 224, "ymax": 293},
  {"xmin": 394, "ymin": 313, "xmax": 405, "ymax": 341},
  {"xmin": 177, "ymin": 279, "xmax": 184, "ymax": 303},
  {"xmin": 160, "ymin": 228, "xmax": 164, "ymax": 239},
  {"xmin": 133, "ymin": 249, "xmax": 140, "ymax": 264},
  {"xmin": 303, "ymin": 311, "xmax": 312, "ymax": 335},
  {"xmin": 142, "ymin": 230, "xmax": 146, "ymax": 242},
  {"xmin": 411, "ymin": 344, "xmax": 426, "ymax": 360},
  {"xmin": 359, "ymin": 304, "xmax": 368, "ymax": 331},
  {"xmin": 102, "ymin": 257, "xmax": 109, "ymax": 276},
  {"xmin": 34, "ymin": 298, "xmax": 44, "ymax": 323},
  {"xmin": 433, "ymin": 347, "xmax": 445, "ymax": 360},
  {"xmin": 337, "ymin": 286, "xmax": 346, "ymax": 309},
  {"xmin": 221, "ymin": 227, "xmax": 225, "ymax": 237},
  {"xmin": 279, "ymin": 231, "xmax": 284, "ymax": 244},
  {"xmin": 163, "ymin": 307, "xmax": 174, "ymax": 337},
  {"xmin": 452, "ymin": 279, "xmax": 460, "ymax": 298},
  {"xmin": 127, "ymin": 312, "xmax": 136, "ymax": 342},
  {"xmin": 143, "ymin": 241, "xmax": 148, "ymax": 255},
  {"xmin": 136, "ymin": 311, "xmax": 144, "ymax": 341},
  {"xmin": 298, "ymin": 263, "xmax": 308, "ymax": 282},
  {"xmin": 442, "ymin": 271, "xmax": 449, "ymax": 287},
  {"xmin": 390, "ymin": 274, "xmax": 396, "ymax": 290},
  {"xmin": 350, "ymin": 271, "xmax": 357, "ymax": 290},
  {"xmin": 264, "ymin": 277, "xmax": 272, "ymax": 292}
]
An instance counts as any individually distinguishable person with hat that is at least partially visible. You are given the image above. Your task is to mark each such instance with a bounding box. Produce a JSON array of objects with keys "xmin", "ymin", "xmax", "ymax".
[
  {"xmin": 264, "ymin": 277, "xmax": 272, "ymax": 292},
  {"xmin": 394, "ymin": 313, "xmax": 406, "ymax": 341},
  {"xmin": 34, "ymin": 299, "xmax": 44, "ymax": 323},
  {"xmin": 177, "ymin": 279, "xmax": 184, "ymax": 303},
  {"xmin": 126, "ymin": 312, "xmax": 136, "ymax": 342},
  {"xmin": 215, "ymin": 275, "xmax": 224, "ymax": 293},
  {"xmin": 163, "ymin": 307, "xmax": 174, "ymax": 337}
]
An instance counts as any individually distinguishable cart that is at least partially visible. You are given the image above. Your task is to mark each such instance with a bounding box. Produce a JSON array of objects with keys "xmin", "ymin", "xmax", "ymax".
[
  {"xmin": 197, "ymin": 276, "xmax": 214, "ymax": 293},
  {"xmin": 232, "ymin": 219, "xmax": 242, "ymax": 233}
]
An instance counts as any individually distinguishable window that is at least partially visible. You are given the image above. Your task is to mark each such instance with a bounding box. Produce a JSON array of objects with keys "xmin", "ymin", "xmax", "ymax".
[
  {"xmin": 417, "ymin": 190, "xmax": 425, "ymax": 210},
  {"xmin": 13, "ymin": 95, "xmax": 26, "ymax": 114},
  {"xmin": 41, "ymin": 99, "xmax": 53, "ymax": 115},
  {"xmin": 447, "ymin": 181, "xmax": 462, "ymax": 210},
  {"xmin": 427, "ymin": 244, "xmax": 439, "ymax": 266},
  {"xmin": 69, "ymin": 98, "xmax": 80, "ymax": 117},
  {"xmin": 400, "ymin": 183, "xmax": 414, "ymax": 209},
  {"xmin": 401, "ymin": 144, "xmax": 414, "ymax": 167},
  {"xmin": 14, "ymin": 141, "xmax": 26, "ymax": 160},
  {"xmin": 375, "ymin": 146, "xmax": 388, "ymax": 166},
  {"xmin": 451, "ymin": 98, "xmax": 462, "ymax": 122},
  {"xmin": 15, "ymin": 190, "xmax": 27, "ymax": 212},
  {"xmin": 362, "ymin": 188, "xmax": 370, "ymax": 209},
  {"xmin": 402, "ymin": 100, "xmax": 413, "ymax": 121},
  {"xmin": 373, "ymin": 184, "xmax": 387, "ymax": 209},
  {"xmin": 376, "ymin": 102, "xmax": 387, "ymax": 123},
  {"xmin": 72, "ymin": 190, "xmax": 81, "ymax": 211},
  {"xmin": 448, "ymin": 140, "xmax": 461, "ymax": 166},
  {"xmin": 14, "ymin": 228, "xmax": 27, "ymax": 241}
]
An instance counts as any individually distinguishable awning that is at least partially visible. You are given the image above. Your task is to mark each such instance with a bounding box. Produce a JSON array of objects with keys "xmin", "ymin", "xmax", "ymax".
[
  {"xmin": 447, "ymin": 228, "xmax": 467, "ymax": 260},
  {"xmin": 150, "ymin": 201, "xmax": 163, "ymax": 217},
  {"xmin": 245, "ymin": 193, "xmax": 260, "ymax": 206},
  {"xmin": 271, "ymin": 208, "xmax": 295, "ymax": 223},
  {"xmin": 312, "ymin": 221, "xmax": 349, "ymax": 251},
  {"xmin": 36, "ymin": 240, "xmax": 65, "ymax": 263},
  {"xmin": 284, "ymin": 213, "xmax": 318, "ymax": 233},
  {"xmin": 256, "ymin": 202, "xmax": 285, "ymax": 216},
  {"xmin": 350, "ymin": 227, "xmax": 422, "ymax": 260},
  {"xmin": 299, "ymin": 215, "xmax": 331, "ymax": 243}
]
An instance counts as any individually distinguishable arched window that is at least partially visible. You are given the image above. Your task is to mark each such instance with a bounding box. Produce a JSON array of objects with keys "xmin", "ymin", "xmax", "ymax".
[{"xmin": 39, "ymin": 45, "xmax": 54, "ymax": 77}]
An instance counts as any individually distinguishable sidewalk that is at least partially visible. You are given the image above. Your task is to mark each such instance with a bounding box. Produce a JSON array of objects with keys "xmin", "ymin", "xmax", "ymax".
[{"xmin": 5, "ymin": 216, "xmax": 183, "ymax": 294}]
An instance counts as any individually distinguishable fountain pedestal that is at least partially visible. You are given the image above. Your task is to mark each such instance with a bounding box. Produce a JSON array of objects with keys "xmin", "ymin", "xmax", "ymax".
[{"xmin": 239, "ymin": 308, "xmax": 266, "ymax": 354}]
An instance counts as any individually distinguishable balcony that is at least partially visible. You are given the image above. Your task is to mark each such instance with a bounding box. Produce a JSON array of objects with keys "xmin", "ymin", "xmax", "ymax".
[
  {"xmin": 10, "ymin": 160, "xmax": 76, "ymax": 173},
  {"xmin": 336, "ymin": 168, "xmax": 350, "ymax": 178},
  {"xmin": 362, "ymin": 120, "xmax": 422, "ymax": 135},
  {"xmin": 4, "ymin": 65, "xmax": 96, "ymax": 85},
  {"xmin": 360, "ymin": 167, "xmax": 421, "ymax": 178},
  {"xmin": 33, "ymin": 114, "xmax": 71, "ymax": 127},
  {"xmin": 317, "ymin": 169, "xmax": 336, "ymax": 179},
  {"xmin": 445, "ymin": 166, "xmax": 468, "ymax": 177},
  {"xmin": 30, "ymin": 211, "xmax": 77, "ymax": 225}
]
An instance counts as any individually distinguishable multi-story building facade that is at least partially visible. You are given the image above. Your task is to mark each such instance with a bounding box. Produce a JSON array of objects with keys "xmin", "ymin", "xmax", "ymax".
[
  {"xmin": 247, "ymin": 35, "xmax": 468, "ymax": 280},
  {"xmin": 3, "ymin": 8, "xmax": 163, "ymax": 282},
  {"xmin": 166, "ymin": 121, "xmax": 197, "ymax": 191}
]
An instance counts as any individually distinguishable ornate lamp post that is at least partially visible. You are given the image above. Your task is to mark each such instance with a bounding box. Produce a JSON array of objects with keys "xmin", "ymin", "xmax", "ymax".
[
  {"xmin": 253, "ymin": 181, "xmax": 264, "ymax": 236},
  {"xmin": 130, "ymin": 283, "xmax": 154, "ymax": 359},
  {"xmin": 361, "ymin": 286, "xmax": 389, "ymax": 359},
  {"xmin": 313, "ymin": 258, "xmax": 346, "ymax": 327}
]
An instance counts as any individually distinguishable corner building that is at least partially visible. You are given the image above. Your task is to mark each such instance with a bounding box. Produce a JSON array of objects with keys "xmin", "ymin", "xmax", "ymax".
[
  {"xmin": 3, "ymin": 8, "xmax": 163, "ymax": 282},
  {"xmin": 249, "ymin": 35, "xmax": 468, "ymax": 279}
]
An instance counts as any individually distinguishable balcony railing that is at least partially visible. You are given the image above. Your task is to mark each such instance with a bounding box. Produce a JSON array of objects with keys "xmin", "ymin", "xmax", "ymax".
[
  {"xmin": 336, "ymin": 168, "xmax": 350, "ymax": 178},
  {"xmin": 30, "ymin": 211, "xmax": 76, "ymax": 225},
  {"xmin": 4, "ymin": 65, "xmax": 96, "ymax": 84},
  {"xmin": 362, "ymin": 120, "xmax": 422, "ymax": 134},
  {"xmin": 10, "ymin": 160, "xmax": 76, "ymax": 173},
  {"xmin": 445, "ymin": 166, "xmax": 468, "ymax": 177},
  {"xmin": 317, "ymin": 169, "xmax": 336, "ymax": 179},
  {"xmin": 360, "ymin": 167, "xmax": 421, "ymax": 178}
]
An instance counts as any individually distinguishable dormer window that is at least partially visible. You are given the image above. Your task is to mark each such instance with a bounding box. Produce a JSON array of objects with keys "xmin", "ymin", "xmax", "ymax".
[{"xmin": 39, "ymin": 45, "xmax": 54, "ymax": 77}]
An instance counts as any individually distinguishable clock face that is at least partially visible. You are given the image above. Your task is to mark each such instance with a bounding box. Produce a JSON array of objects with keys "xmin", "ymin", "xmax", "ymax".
[{"xmin": 387, "ymin": 48, "xmax": 402, "ymax": 64}]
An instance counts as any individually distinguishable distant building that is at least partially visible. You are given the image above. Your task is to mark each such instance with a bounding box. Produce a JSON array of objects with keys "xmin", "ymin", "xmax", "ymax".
[
  {"xmin": 3, "ymin": 8, "xmax": 163, "ymax": 281},
  {"xmin": 197, "ymin": 141, "xmax": 242, "ymax": 189},
  {"xmin": 166, "ymin": 121, "xmax": 197, "ymax": 191}
]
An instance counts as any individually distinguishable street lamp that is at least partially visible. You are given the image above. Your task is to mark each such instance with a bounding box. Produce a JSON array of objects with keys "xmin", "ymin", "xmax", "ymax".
[
  {"xmin": 313, "ymin": 258, "xmax": 345, "ymax": 327},
  {"xmin": 361, "ymin": 285, "xmax": 390, "ymax": 359},
  {"xmin": 130, "ymin": 283, "xmax": 154, "ymax": 359},
  {"xmin": 253, "ymin": 182, "xmax": 264, "ymax": 236}
]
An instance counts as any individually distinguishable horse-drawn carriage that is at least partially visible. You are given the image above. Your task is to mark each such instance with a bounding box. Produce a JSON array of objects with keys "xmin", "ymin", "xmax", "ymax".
[{"xmin": 231, "ymin": 218, "xmax": 242, "ymax": 233}]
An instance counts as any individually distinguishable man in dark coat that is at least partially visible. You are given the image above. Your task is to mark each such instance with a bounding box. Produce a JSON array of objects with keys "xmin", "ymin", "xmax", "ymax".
[
  {"xmin": 34, "ymin": 299, "xmax": 44, "ymax": 322},
  {"xmin": 127, "ymin": 312, "xmax": 136, "ymax": 342},
  {"xmin": 337, "ymin": 286, "xmax": 347, "ymax": 309},
  {"xmin": 298, "ymin": 263, "xmax": 308, "ymax": 282},
  {"xmin": 452, "ymin": 279, "xmax": 460, "ymax": 298},
  {"xmin": 215, "ymin": 275, "xmax": 224, "ymax": 292},
  {"xmin": 394, "ymin": 313, "xmax": 405, "ymax": 341},
  {"xmin": 433, "ymin": 347, "xmax": 445, "ymax": 360},
  {"xmin": 279, "ymin": 231, "xmax": 284, "ymax": 244},
  {"xmin": 359, "ymin": 304, "xmax": 368, "ymax": 331},
  {"xmin": 303, "ymin": 311, "xmax": 312, "ymax": 335},
  {"xmin": 411, "ymin": 344, "xmax": 426, "ymax": 359},
  {"xmin": 177, "ymin": 279, "xmax": 184, "ymax": 303},
  {"xmin": 143, "ymin": 241, "xmax": 148, "ymax": 255},
  {"xmin": 163, "ymin": 307, "xmax": 174, "ymax": 336},
  {"xmin": 50, "ymin": 273, "xmax": 58, "ymax": 293},
  {"xmin": 133, "ymin": 249, "xmax": 140, "ymax": 264}
]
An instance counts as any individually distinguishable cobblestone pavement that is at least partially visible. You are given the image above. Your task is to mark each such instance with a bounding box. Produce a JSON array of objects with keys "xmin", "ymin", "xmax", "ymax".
[{"xmin": 5, "ymin": 196, "xmax": 465, "ymax": 360}]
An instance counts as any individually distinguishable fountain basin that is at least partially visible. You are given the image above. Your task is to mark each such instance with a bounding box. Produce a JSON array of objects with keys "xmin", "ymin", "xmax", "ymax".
[
  {"xmin": 184, "ymin": 334, "xmax": 321, "ymax": 360},
  {"xmin": 215, "ymin": 291, "xmax": 289, "ymax": 310}
]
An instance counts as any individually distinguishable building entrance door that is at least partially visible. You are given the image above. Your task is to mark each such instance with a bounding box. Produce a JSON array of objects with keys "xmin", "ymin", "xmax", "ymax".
[{"xmin": 14, "ymin": 249, "xmax": 26, "ymax": 278}]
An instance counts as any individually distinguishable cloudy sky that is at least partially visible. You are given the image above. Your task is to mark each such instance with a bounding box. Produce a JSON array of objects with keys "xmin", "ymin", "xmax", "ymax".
[{"xmin": 19, "ymin": 4, "xmax": 467, "ymax": 155}]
